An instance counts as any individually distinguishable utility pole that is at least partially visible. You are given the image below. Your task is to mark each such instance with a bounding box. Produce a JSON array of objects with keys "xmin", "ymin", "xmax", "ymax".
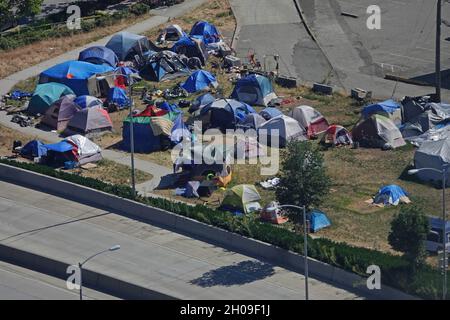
[{"xmin": 436, "ymin": 0, "xmax": 442, "ymax": 102}]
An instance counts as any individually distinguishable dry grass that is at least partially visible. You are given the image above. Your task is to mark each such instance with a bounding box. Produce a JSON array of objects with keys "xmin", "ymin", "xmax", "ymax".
[{"xmin": 0, "ymin": 14, "xmax": 152, "ymax": 80}]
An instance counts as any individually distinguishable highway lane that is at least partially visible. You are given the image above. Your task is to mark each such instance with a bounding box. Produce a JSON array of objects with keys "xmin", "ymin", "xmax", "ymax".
[{"xmin": 0, "ymin": 180, "xmax": 362, "ymax": 300}]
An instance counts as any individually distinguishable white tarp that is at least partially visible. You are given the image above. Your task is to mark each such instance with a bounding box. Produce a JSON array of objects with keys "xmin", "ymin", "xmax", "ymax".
[
  {"xmin": 65, "ymin": 134, "xmax": 102, "ymax": 156},
  {"xmin": 414, "ymin": 138, "xmax": 450, "ymax": 184}
]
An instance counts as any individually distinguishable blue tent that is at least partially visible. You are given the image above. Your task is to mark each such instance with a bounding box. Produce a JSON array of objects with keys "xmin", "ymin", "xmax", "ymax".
[
  {"xmin": 78, "ymin": 46, "xmax": 118, "ymax": 67},
  {"xmin": 200, "ymin": 99, "xmax": 256, "ymax": 130},
  {"xmin": 189, "ymin": 93, "xmax": 215, "ymax": 113},
  {"xmin": 39, "ymin": 60, "xmax": 113, "ymax": 96},
  {"xmin": 115, "ymin": 66, "xmax": 138, "ymax": 76},
  {"xmin": 181, "ymin": 70, "xmax": 218, "ymax": 93},
  {"xmin": 74, "ymin": 95, "xmax": 103, "ymax": 109},
  {"xmin": 231, "ymin": 74, "xmax": 277, "ymax": 106},
  {"xmin": 190, "ymin": 21, "xmax": 220, "ymax": 44},
  {"xmin": 374, "ymin": 185, "xmax": 409, "ymax": 206},
  {"xmin": 158, "ymin": 101, "xmax": 181, "ymax": 113},
  {"xmin": 106, "ymin": 32, "xmax": 154, "ymax": 61},
  {"xmin": 171, "ymin": 36, "xmax": 208, "ymax": 66},
  {"xmin": 362, "ymin": 99, "xmax": 401, "ymax": 119},
  {"xmin": 308, "ymin": 210, "xmax": 331, "ymax": 233},
  {"xmin": 20, "ymin": 140, "xmax": 48, "ymax": 158},
  {"xmin": 260, "ymin": 107, "xmax": 283, "ymax": 120},
  {"xmin": 107, "ymin": 87, "xmax": 130, "ymax": 109}
]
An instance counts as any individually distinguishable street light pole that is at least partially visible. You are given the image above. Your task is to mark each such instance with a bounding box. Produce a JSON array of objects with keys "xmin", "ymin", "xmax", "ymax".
[
  {"xmin": 128, "ymin": 76, "xmax": 136, "ymax": 197},
  {"xmin": 78, "ymin": 245, "xmax": 120, "ymax": 300},
  {"xmin": 436, "ymin": 0, "xmax": 442, "ymax": 102}
]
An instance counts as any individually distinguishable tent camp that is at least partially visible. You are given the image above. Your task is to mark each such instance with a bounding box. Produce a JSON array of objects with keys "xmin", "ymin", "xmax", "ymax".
[
  {"xmin": 414, "ymin": 138, "xmax": 450, "ymax": 186},
  {"xmin": 199, "ymin": 99, "xmax": 256, "ymax": 131},
  {"xmin": 351, "ymin": 114, "xmax": 406, "ymax": 149},
  {"xmin": 259, "ymin": 107, "xmax": 283, "ymax": 121},
  {"xmin": 181, "ymin": 70, "xmax": 218, "ymax": 93},
  {"xmin": 41, "ymin": 94, "xmax": 78, "ymax": 131},
  {"xmin": 65, "ymin": 134, "xmax": 102, "ymax": 165},
  {"xmin": 242, "ymin": 113, "xmax": 266, "ymax": 130},
  {"xmin": 78, "ymin": 46, "xmax": 118, "ymax": 67},
  {"xmin": 122, "ymin": 106, "xmax": 179, "ymax": 153},
  {"xmin": 158, "ymin": 24, "xmax": 187, "ymax": 43},
  {"xmin": 362, "ymin": 99, "xmax": 402, "ymax": 125},
  {"xmin": 258, "ymin": 115, "xmax": 306, "ymax": 147},
  {"xmin": 28, "ymin": 82, "xmax": 75, "ymax": 116},
  {"xmin": 189, "ymin": 20, "xmax": 221, "ymax": 45},
  {"xmin": 139, "ymin": 50, "xmax": 190, "ymax": 82},
  {"xmin": 74, "ymin": 95, "xmax": 103, "ymax": 109},
  {"xmin": 289, "ymin": 105, "xmax": 329, "ymax": 138},
  {"xmin": 39, "ymin": 60, "xmax": 113, "ymax": 96},
  {"xmin": 64, "ymin": 106, "xmax": 112, "ymax": 136},
  {"xmin": 220, "ymin": 184, "xmax": 261, "ymax": 215},
  {"xmin": 372, "ymin": 185, "xmax": 410, "ymax": 206},
  {"xmin": 320, "ymin": 125, "xmax": 353, "ymax": 146},
  {"xmin": 308, "ymin": 210, "xmax": 331, "ymax": 233},
  {"xmin": 106, "ymin": 32, "xmax": 157, "ymax": 61},
  {"xmin": 171, "ymin": 36, "xmax": 209, "ymax": 66},
  {"xmin": 231, "ymin": 74, "xmax": 277, "ymax": 107}
]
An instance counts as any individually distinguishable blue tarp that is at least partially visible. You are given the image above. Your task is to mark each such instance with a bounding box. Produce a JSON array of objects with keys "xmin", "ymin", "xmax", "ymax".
[
  {"xmin": 20, "ymin": 140, "xmax": 48, "ymax": 158},
  {"xmin": 181, "ymin": 70, "xmax": 217, "ymax": 93},
  {"xmin": 44, "ymin": 141, "xmax": 74, "ymax": 153},
  {"xmin": 9, "ymin": 90, "xmax": 32, "ymax": 100},
  {"xmin": 260, "ymin": 107, "xmax": 282, "ymax": 120},
  {"xmin": 308, "ymin": 210, "xmax": 331, "ymax": 233},
  {"xmin": 107, "ymin": 87, "xmax": 130, "ymax": 108},
  {"xmin": 78, "ymin": 46, "xmax": 118, "ymax": 67},
  {"xmin": 362, "ymin": 99, "xmax": 401, "ymax": 118},
  {"xmin": 40, "ymin": 60, "xmax": 113, "ymax": 96},
  {"xmin": 189, "ymin": 21, "xmax": 220, "ymax": 44},
  {"xmin": 375, "ymin": 184, "xmax": 408, "ymax": 206}
]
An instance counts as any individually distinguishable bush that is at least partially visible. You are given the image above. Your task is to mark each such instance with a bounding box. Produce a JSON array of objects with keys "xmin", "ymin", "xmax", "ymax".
[{"xmin": 0, "ymin": 158, "xmax": 444, "ymax": 299}]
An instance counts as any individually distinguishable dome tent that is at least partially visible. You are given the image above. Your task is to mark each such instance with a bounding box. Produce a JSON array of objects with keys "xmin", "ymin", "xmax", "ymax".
[
  {"xmin": 231, "ymin": 74, "xmax": 277, "ymax": 107},
  {"xmin": 372, "ymin": 185, "xmax": 410, "ymax": 206},
  {"xmin": 220, "ymin": 184, "xmax": 261, "ymax": 215},
  {"xmin": 308, "ymin": 210, "xmax": 331, "ymax": 233},
  {"xmin": 171, "ymin": 36, "xmax": 209, "ymax": 66},
  {"xmin": 106, "ymin": 32, "xmax": 157, "ymax": 61},
  {"xmin": 189, "ymin": 20, "xmax": 221, "ymax": 45},
  {"xmin": 258, "ymin": 115, "xmax": 306, "ymax": 147},
  {"xmin": 181, "ymin": 70, "xmax": 218, "ymax": 93},
  {"xmin": 320, "ymin": 125, "xmax": 353, "ymax": 146},
  {"xmin": 289, "ymin": 105, "xmax": 329, "ymax": 138},
  {"xmin": 28, "ymin": 82, "xmax": 75, "ymax": 116},
  {"xmin": 260, "ymin": 107, "xmax": 283, "ymax": 121},
  {"xmin": 199, "ymin": 99, "xmax": 256, "ymax": 131},
  {"xmin": 74, "ymin": 95, "xmax": 103, "ymax": 109},
  {"xmin": 41, "ymin": 94, "xmax": 78, "ymax": 131},
  {"xmin": 158, "ymin": 24, "xmax": 187, "ymax": 43},
  {"xmin": 78, "ymin": 46, "xmax": 118, "ymax": 67},
  {"xmin": 414, "ymin": 139, "xmax": 450, "ymax": 186},
  {"xmin": 64, "ymin": 106, "xmax": 112, "ymax": 136}
]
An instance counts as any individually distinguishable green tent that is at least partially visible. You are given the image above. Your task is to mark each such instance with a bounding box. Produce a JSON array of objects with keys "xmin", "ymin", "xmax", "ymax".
[
  {"xmin": 221, "ymin": 184, "xmax": 261, "ymax": 214},
  {"xmin": 28, "ymin": 82, "xmax": 74, "ymax": 116}
]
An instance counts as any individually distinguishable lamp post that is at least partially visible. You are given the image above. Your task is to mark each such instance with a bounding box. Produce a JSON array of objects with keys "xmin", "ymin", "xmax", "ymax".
[
  {"xmin": 436, "ymin": 0, "xmax": 442, "ymax": 102},
  {"xmin": 78, "ymin": 244, "xmax": 120, "ymax": 300},
  {"xmin": 266, "ymin": 203, "xmax": 309, "ymax": 300},
  {"xmin": 409, "ymin": 165, "xmax": 449, "ymax": 299}
]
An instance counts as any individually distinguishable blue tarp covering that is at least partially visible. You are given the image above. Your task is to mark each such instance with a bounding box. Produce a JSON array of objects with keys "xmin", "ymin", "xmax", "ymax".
[
  {"xmin": 308, "ymin": 210, "xmax": 331, "ymax": 233},
  {"xmin": 189, "ymin": 21, "xmax": 220, "ymax": 44},
  {"xmin": 20, "ymin": 140, "xmax": 48, "ymax": 158},
  {"xmin": 362, "ymin": 99, "xmax": 401, "ymax": 118},
  {"xmin": 171, "ymin": 113, "xmax": 191, "ymax": 144},
  {"xmin": 44, "ymin": 141, "xmax": 74, "ymax": 153},
  {"xmin": 181, "ymin": 70, "xmax": 217, "ymax": 93},
  {"xmin": 260, "ymin": 107, "xmax": 282, "ymax": 120},
  {"xmin": 375, "ymin": 184, "xmax": 408, "ymax": 206},
  {"xmin": 158, "ymin": 101, "xmax": 181, "ymax": 113},
  {"xmin": 107, "ymin": 87, "xmax": 130, "ymax": 108},
  {"xmin": 9, "ymin": 90, "xmax": 32, "ymax": 100},
  {"xmin": 40, "ymin": 60, "xmax": 113, "ymax": 96},
  {"xmin": 78, "ymin": 46, "xmax": 118, "ymax": 67}
]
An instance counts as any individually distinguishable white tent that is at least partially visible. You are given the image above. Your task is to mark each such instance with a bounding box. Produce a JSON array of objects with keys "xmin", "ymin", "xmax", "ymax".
[
  {"xmin": 65, "ymin": 134, "xmax": 102, "ymax": 165},
  {"xmin": 258, "ymin": 115, "xmax": 306, "ymax": 147},
  {"xmin": 414, "ymin": 138, "xmax": 450, "ymax": 185},
  {"xmin": 288, "ymin": 105, "xmax": 329, "ymax": 137},
  {"xmin": 159, "ymin": 24, "xmax": 185, "ymax": 43}
]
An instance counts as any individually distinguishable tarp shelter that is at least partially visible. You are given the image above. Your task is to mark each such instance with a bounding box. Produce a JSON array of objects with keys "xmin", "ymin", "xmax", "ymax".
[
  {"xmin": 242, "ymin": 113, "xmax": 266, "ymax": 130},
  {"xmin": 43, "ymin": 141, "xmax": 77, "ymax": 167},
  {"xmin": 139, "ymin": 50, "xmax": 190, "ymax": 82},
  {"xmin": 184, "ymin": 181, "xmax": 200, "ymax": 198},
  {"xmin": 362, "ymin": 99, "xmax": 402, "ymax": 125},
  {"xmin": 189, "ymin": 93, "xmax": 215, "ymax": 114},
  {"xmin": 39, "ymin": 60, "xmax": 113, "ymax": 96},
  {"xmin": 414, "ymin": 138, "xmax": 450, "ymax": 186},
  {"xmin": 106, "ymin": 32, "xmax": 157, "ymax": 61},
  {"xmin": 308, "ymin": 210, "xmax": 331, "ymax": 233},
  {"xmin": 401, "ymin": 95, "xmax": 431, "ymax": 124},
  {"xmin": 107, "ymin": 87, "xmax": 130, "ymax": 109},
  {"xmin": 20, "ymin": 140, "xmax": 48, "ymax": 159},
  {"xmin": 189, "ymin": 20, "xmax": 220, "ymax": 45},
  {"xmin": 65, "ymin": 134, "xmax": 102, "ymax": 165},
  {"xmin": 351, "ymin": 114, "xmax": 406, "ymax": 149},
  {"xmin": 289, "ymin": 105, "xmax": 329, "ymax": 138},
  {"xmin": 320, "ymin": 125, "xmax": 353, "ymax": 146},
  {"xmin": 74, "ymin": 95, "xmax": 103, "ymax": 109},
  {"xmin": 260, "ymin": 107, "xmax": 283, "ymax": 121},
  {"xmin": 122, "ymin": 108, "xmax": 178, "ymax": 153},
  {"xmin": 200, "ymin": 99, "xmax": 256, "ymax": 131},
  {"xmin": 41, "ymin": 94, "xmax": 78, "ymax": 131},
  {"xmin": 372, "ymin": 185, "xmax": 410, "ymax": 206},
  {"xmin": 28, "ymin": 83, "xmax": 74, "ymax": 116},
  {"xmin": 78, "ymin": 46, "xmax": 118, "ymax": 67},
  {"xmin": 64, "ymin": 106, "xmax": 113, "ymax": 136},
  {"xmin": 171, "ymin": 36, "xmax": 209, "ymax": 66},
  {"xmin": 258, "ymin": 115, "xmax": 306, "ymax": 147},
  {"xmin": 231, "ymin": 74, "xmax": 277, "ymax": 107},
  {"xmin": 220, "ymin": 184, "xmax": 261, "ymax": 215},
  {"xmin": 170, "ymin": 112, "xmax": 190, "ymax": 145},
  {"xmin": 158, "ymin": 24, "xmax": 187, "ymax": 43},
  {"xmin": 181, "ymin": 70, "xmax": 218, "ymax": 93}
]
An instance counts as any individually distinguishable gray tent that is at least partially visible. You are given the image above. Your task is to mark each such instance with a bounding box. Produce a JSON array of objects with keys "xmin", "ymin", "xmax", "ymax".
[
  {"xmin": 41, "ymin": 94, "xmax": 78, "ymax": 131},
  {"xmin": 106, "ymin": 32, "xmax": 157, "ymax": 61},
  {"xmin": 242, "ymin": 113, "xmax": 266, "ymax": 130},
  {"xmin": 414, "ymin": 139, "xmax": 450, "ymax": 186},
  {"xmin": 64, "ymin": 106, "xmax": 113, "ymax": 136},
  {"xmin": 258, "ymin": 115, "xmax": 306, "ymax": 147}
]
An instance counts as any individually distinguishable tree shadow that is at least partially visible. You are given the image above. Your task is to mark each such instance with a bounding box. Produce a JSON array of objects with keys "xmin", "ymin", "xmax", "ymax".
[{"xmin": 189, "ymin": 260, "xmax": 275, "ymax": 287}]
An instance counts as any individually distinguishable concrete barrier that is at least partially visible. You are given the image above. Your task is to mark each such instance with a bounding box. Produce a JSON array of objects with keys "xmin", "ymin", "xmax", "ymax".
[{"xmin": 0, "ymin": 163, "xmax": 417, "ymax": 299}]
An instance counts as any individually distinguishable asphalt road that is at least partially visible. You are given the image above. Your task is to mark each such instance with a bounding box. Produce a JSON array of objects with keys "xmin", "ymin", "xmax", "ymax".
[{"xmin": 0, "ymin": 180, "xmax": 362, "ymax": 300}]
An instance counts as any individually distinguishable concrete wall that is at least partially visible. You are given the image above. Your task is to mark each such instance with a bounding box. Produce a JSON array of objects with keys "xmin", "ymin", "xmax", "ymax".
[{"xmin": 0, "ymin": 163, "xmax": 417, "ymax": 300}]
